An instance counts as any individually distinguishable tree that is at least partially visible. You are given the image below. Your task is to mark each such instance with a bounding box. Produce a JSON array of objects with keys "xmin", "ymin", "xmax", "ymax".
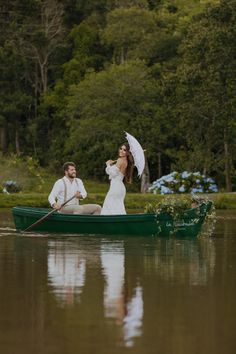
[
  {"xmin": 174, "ymin": 0, "xmax": 236, "ymax": 190},
  {"xmin": 32, "ymin": 79, "xmax": 69, "ymax": 165},
  {"xmin": 17, "ymin": 0, "xmax": 66, "ymax": 95},
  {"xmin": 107, "ymin": 0, "xmax": 149, "ymax": 10},
  {"xmin": 65, "ymin": 60, "xmax": 159, "ymax": 181},
  {"xmin": 63, "ymin": 18, "xmax": 107, "ymax": 85},
  {"xmin": 0, "ymin": 42, "xmax": 32, "ymax": 154},
  {"xmin": 101, "ymin": 7, "xmax": 158, "ymax": 63}
]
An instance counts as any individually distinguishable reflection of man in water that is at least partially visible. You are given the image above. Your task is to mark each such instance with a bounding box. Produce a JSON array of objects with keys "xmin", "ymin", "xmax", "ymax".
[{"xmin": 48, "ymin": 241, "xmax": 86, "ymax": 305}]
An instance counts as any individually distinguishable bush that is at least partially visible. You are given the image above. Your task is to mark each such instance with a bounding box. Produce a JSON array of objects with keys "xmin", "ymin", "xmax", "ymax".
[
  {"xmin": 0, "ymin": 154, "xmax": 46, "ymax": 192},
  {"xmin": 149, "ymin": 171, "xmax": 218, "ymax": 194},
  {"xmin": 2, "ymin": 180, "xmax": 22, "ymax": 193}
]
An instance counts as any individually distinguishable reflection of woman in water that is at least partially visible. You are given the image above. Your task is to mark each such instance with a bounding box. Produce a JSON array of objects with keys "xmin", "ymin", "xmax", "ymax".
[
  {"xmin": 101, "ymin": 143, "xmax": 134, "ymax": 215},
  {"xmin": 100, "ymin": 240, "xmax": 144, "ymax": 347}
]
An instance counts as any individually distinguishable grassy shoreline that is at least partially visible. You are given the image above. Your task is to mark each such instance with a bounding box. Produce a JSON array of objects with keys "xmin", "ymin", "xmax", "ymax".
[{"xmin": 1, "ymin": 192, "xmax": 236, "ymax": 210}]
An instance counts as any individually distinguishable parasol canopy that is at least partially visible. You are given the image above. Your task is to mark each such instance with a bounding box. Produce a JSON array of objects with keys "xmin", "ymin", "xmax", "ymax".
[{"xmin": 125, "ymin": 132, "xmax": 145, "ymax": 177}]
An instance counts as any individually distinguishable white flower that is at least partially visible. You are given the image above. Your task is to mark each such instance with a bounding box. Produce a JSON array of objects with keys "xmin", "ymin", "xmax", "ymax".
[
  {"xmin": 160, "ymin": 186, "xmax": 172, "ymax": 194},
  {"xmin": 182, "ymin": 171, "xmax": 190, "ymax": 179},
  {"xmin": 3, "ymin": 188, "xmax": 10, "ymax": 194}
]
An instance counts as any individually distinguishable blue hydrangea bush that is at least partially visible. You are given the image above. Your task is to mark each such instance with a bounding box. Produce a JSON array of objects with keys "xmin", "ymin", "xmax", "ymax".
[
  {"xmin": 2, "ymin": 180, "xmax": 22, "ymax": 194},
  {"xmin": 149, "ymin": 171, "xmax": 218, "ymax": 194}
]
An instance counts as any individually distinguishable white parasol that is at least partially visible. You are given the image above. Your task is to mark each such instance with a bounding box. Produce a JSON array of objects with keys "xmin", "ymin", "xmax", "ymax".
[{"xmin": 125, "ymin": 132, "xmax": 145, "ymax": 177}]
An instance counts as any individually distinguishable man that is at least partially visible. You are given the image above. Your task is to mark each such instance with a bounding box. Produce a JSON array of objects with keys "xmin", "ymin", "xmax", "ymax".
[{"xmin": 48, "ymin": 162, "xmax": 101, "ymax": 215}]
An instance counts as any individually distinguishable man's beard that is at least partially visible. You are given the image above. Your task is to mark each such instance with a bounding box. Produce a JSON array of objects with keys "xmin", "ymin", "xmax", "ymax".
[{"xmin": 68, "ymin": 172, "xmax": 76, "ymax": 179}]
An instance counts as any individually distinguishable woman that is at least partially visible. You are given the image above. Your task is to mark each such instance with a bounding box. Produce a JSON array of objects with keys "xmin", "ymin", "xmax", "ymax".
[{"xmin": 101, "ymin": 143, "xmax": 134, "ymax": 215}]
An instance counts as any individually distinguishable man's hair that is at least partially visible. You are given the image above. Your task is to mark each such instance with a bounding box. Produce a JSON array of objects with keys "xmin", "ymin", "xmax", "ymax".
[{"xmin": 63, "ymin": 162, "xmax": 76, "ymax": 172}]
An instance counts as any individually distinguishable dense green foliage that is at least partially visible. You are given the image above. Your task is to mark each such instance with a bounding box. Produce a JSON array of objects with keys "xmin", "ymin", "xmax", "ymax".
[{"xmin": 0, "ymin": 0, "xmax": 235, "ymax": 190}]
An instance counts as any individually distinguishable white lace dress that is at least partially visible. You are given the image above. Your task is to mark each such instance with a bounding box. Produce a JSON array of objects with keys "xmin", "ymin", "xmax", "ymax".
[{"xmin": 101, "ymin": 165, "xmax": 126, "ymax": 215}]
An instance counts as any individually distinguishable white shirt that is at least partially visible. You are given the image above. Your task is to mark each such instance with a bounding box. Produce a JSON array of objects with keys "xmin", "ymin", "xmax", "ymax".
[{"xmin": 48, "ymin": 176, "xmax": 87, "ymax": 207}]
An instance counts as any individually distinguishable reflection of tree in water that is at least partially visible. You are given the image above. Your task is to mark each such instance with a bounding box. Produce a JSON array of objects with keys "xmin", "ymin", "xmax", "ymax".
[{"xmin": 143, "ymin": 238, "xmax": 216, "ymax": 286}]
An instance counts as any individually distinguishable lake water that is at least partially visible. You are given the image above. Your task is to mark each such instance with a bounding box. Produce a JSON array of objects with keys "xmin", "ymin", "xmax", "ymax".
[{"xmin": 0, "ymin": 209, "xmax": 236, "ymax": 354}]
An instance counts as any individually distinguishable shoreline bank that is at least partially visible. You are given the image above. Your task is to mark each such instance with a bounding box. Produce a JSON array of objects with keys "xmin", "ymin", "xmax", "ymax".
[{"xmin": 1, "ymin": 192, "xmax": 236, "ymax": 210}]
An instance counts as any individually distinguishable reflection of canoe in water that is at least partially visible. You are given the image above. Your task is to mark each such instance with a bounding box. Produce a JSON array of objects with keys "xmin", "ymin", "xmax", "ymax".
[{"xmin": 12, "ymin": 202, "xmax": 212, "ymax": 236}]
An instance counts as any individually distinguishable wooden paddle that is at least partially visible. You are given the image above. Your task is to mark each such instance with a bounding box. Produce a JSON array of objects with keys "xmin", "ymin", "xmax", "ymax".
[{"xmin": 24, "ymin": 194, "xmax": 77, "ymax": 232}]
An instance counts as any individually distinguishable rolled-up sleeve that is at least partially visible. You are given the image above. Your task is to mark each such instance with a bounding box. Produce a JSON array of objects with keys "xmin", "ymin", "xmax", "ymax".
[
  {"xmin": 48, "ymin": 180, "xmax": 61, "ymax": 207},
  {"xmin": 77, "ymin": 179, "xmax": 87, "ymax": 199}
]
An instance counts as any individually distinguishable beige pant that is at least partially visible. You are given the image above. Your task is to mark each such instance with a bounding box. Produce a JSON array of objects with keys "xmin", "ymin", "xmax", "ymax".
[{"xmin": 60, "ymin": 204, "xmax": 101, "ymax": 215}]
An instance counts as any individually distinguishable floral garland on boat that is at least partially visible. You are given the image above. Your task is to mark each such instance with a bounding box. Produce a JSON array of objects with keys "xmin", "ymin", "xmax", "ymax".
[
  {"xmin": 145, "ymin": 194, "xmax": 211, "ymax": 217},
  {"xmin": 144, "ymin": 194, "xmax": 216, "ymax": 236}
]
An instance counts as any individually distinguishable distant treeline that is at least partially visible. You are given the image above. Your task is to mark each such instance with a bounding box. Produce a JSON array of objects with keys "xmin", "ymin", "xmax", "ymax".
[{"xmin": 0, "ymin": 0, "xmax": 235, "ymax": 190}]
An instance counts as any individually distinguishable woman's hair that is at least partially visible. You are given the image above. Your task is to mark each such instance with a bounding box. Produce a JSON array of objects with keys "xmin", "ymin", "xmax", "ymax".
[{"xmin": 120, "ymin": 143, "xmax": 134, "ymax": 184}]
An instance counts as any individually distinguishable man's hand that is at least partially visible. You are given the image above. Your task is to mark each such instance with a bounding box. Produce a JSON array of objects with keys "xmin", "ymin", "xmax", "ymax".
[
  {"xmin": 75, "ymin": 191, "xmax": 83, "ymax": 199},
  {"xmin": 52, "ymin": 202, "xmax": 62, "ymax": 210}
]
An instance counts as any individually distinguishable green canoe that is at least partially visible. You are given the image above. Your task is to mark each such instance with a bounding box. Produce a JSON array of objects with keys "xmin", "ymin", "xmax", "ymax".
[{"xmin": 12, "ymin": 201, "xmax": 212, "ymax": 236}]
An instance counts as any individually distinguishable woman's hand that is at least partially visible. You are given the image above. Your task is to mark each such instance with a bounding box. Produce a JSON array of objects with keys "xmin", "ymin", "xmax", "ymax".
[{"xmin": 106, "ymin": 159, "xmax": 115, "ymax": 166}]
